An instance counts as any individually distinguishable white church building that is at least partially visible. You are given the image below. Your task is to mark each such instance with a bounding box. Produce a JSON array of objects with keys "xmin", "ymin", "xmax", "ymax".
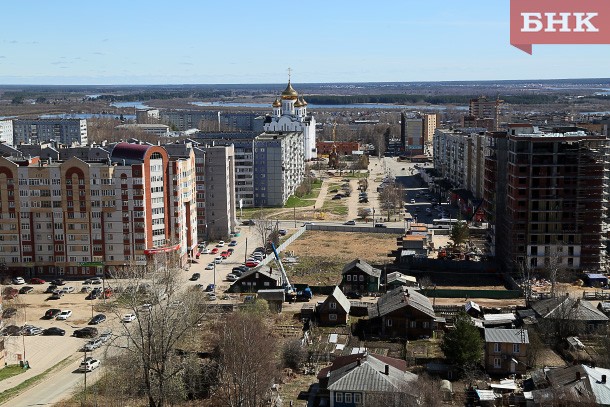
[{"xmin": 263, "ymin": 80, "xmax": 317, "ymax": 161}]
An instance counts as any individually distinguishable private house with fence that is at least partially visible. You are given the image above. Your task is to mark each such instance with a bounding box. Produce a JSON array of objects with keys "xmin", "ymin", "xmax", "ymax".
[
  {"xmin": 339, "ymin": 259, "xmax": 381, "ymax": 295},
  {"xmin": 317, "ymin": 286, "xmax": 351, "ymax": 326},
  {"xmin": 484, "ymin": 328, "xmax": 529, "ymax": 376}
]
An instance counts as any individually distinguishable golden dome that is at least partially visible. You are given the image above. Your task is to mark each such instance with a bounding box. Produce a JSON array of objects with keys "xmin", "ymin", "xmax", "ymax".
[
  {"xmin": 272, "ymin": 98, "xmax": 281, "ymax": 107},
  {"xmin": 281, "ymin": 80, "xmax": 298, "ymax": 100},
  {"xmin": 300, "ymin": 97, "xmax": 308, "ymax": 106},
  {"xmin": 294, "ymin": 99, "xmax": 303, "ymax": 108}
]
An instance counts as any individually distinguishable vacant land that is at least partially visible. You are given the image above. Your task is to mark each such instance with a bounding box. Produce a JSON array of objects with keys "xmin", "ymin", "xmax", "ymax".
[{"xmin": 283, "ymin": 231, "xmax": 396, "ymax": 286}]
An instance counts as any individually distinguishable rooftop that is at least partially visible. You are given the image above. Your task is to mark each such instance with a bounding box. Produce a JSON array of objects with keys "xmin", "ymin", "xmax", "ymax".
[{"xmin": 484, "ymin": 328, "xmax": 529, "ymax": 344}]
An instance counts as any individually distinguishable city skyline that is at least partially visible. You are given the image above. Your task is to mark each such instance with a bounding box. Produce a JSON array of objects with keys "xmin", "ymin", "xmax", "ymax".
[{"xmin": 1, "ymin": 0, "xmax": 609, "ymax": 85}]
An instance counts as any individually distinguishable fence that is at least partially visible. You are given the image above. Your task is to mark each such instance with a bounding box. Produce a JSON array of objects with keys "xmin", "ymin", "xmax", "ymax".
[
  {"xmin": 420, "ymin": 288, "xmax": 523, "ymax": 299},
  {"xmin": 307, "ymin": 224, "xmax": 405, "ymax": 234},
  {"xmin": 583, "ymin": 290, "xmax": 610, "ymax": 300},
  {"xmin": 256, "ymin": 226, "xmax": 308, "ymax": 268}
]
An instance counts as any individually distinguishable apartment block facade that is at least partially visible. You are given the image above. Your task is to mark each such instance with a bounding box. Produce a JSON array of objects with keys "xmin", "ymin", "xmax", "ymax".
[
  {"xmin": 0, "ymin": 142, "xmax": 197, "ymax": 278},
  {"xmin": 12, "ymin": 119, "xmax": 88, "ymax": 145},
  {"xmin": 0, "ymin": 119, "xmax": 13, "ymax": 146},
  {"xmin": 484, "ymin": 126, "xmax": 609, "ymax": 272},
  {"xmin": 160, "ymin": 110, "xmax": 263, "ymax": 133}
]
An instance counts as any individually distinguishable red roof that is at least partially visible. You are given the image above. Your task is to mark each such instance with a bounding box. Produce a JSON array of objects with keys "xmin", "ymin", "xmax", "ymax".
[{"xmin": 111, "ymin": 142, "xmax": 151, "ymax": 162}]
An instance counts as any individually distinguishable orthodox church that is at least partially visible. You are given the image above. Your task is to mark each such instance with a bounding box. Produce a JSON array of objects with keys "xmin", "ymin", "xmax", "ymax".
[{"xmin": 263, "ymin": 79, "xmax": 317, "ymax": 161}]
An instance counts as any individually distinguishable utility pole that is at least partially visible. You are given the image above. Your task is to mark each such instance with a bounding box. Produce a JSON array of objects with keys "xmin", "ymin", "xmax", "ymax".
[
  {"xmin": 82, "ymin": 350, "xmax": 87, "ymax": 407},
  {"xmin": 244, "ymin": 237, "xmax": 248, "ymax": 264}
]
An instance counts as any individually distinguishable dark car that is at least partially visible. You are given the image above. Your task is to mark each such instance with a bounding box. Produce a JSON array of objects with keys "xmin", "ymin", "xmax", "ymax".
[
  {"xmin": 45, "ymin": 285, "xmax": 58, "ymax": 294},
  {"xmin": 227, "ymin": 248, "xmax": 235, "ymax": 255},
  {"xmin": 43, "ymin": 308, "xmax": 62, "ymax": 319},
  {"xmin": 51, "ymin": 279, "xmax": 65, "ymax": 286},
  {"xmin": 43, "ymin": 327, "xmax": 66, "ymax": 336},
  {"xmin": 89, "ymin": 314, "xmax": 107, "ymax": 325},
  {"xmin": 2, "ymin": 307, "xmax": 17, "ymax": 319},
  {"xmin": 345, "ymin": 292, "xmax": 363, "ymax": 299},
  {"xmin": 189, "ymin": 273, "xmax": 201, "ymax": 281},
  {"xmin": 19, "ymin": 286, "xmax": 34, "ymax": 294},
  {"xmin": 278, "ymin": 229, "xmax": 287, "ymax": 236},
  {"xmin": 374, "ymin": 223, "xmax": 387, "ymax": 228},
  {"xmin": 85, "ymin": 292, "xmax": 99, "ymax": 300},
  {"xmin": 0, "ymin": 325, "xmax": 23, "ymax": 336},
  {"xmin": 205, "ymin": 284, "xmax": 215, "ymax": 292},
  {"xmin": 73, "ymin": 327, "xmax": 98, "ymax": 338}
]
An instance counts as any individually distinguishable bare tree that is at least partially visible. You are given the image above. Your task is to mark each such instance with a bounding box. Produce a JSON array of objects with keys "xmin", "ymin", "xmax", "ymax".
[
  {"xmin": 210, "ymin": 312, "xmax": 278, "ymax": 407},
  {"xmin": 252, "ymin": 210, "xmax": 276, "ymax": 249},
  {"xmin": 378, "ymin": 183, "xmax": 403, "ymax": 221},
  {"xmin": 103, "ymin": 252, "xmax": 208, "ymax": 407},
  {"xmin": 358, "ymin": 207, "xmax": 372, "ymax": 222}
]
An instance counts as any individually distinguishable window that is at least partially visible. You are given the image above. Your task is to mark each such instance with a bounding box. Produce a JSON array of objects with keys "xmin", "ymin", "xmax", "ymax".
[
  {"xmin": 346, "ymin": 275, "xmax": 352, "ymax": 282},
  {"xmin": 386, "ymin": 319, "xmax": 392, "ymax": 327},
  {"xmin": 423, "ymin": 321, "xmax": 430, "ymax": 329},
  {"xmin": 354, "ymin": 393, "xmax": 361, "ymax": 404},
  {"xmin": 494, "ymin": 343, "xmax": 501, "ymax": 353},
  {"xmin": 410, "ymin": 321, "xmax": 417, "ymax": 328},
  {"xmin": 335, "ymin": 393, "xmax": 343, "ymax": 403},
  {"xmin": 513, "ymin": 343, "xmax": 520, "ymax": 354},
  {"xmin": 329, "ymin": 302, "xmax": 337, "ymax": 310},
  {"xmin": 345, "ymin": 393, "xmax": 352, "ymax": 403},
  {"xmin": 494, "ymin": 358, "xmax": 501, "ymax": 368},
  {"xmin": 329, "ymin": 314, "xmax": 337, "ymax": 321},
  {"xmin": 359, "ymin": 275, "xmax": 364, "ymax": 282}
]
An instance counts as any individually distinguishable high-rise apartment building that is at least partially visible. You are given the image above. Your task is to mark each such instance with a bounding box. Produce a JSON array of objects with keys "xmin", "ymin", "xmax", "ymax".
[
  {"xmin": 12, "ymin": 119, "xmax": 88, "ymax": 145},
  {"xmin": 462, "ymin": 96, "xmax": 503, "ymax": 131},
  {"xmin": 484, "ymin": 125, "xmax": 609, "ymax": 272},
  {"xmin": 0, "ymin": 142, "xmax": 197, "ymax": 278},
  {"xmin": 0, "ymin": 120, "xmax": 13, "ymax": 146}
]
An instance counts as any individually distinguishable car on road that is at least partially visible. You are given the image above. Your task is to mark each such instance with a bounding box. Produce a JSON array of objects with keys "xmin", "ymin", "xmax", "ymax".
[
  {"xmin": 343, "ymin": 220, "xmax": 356, "ymax": 225},
  {"xmin": 201, "ymin": 247, "xmax": 210, "ymax": 254},
  {"xmin": 226, "ymin": 274, "xmax": 238, "ymax": 282},
  {"xmin": 43, "ymin": 327, "xmax": 66, "ymax": 336},
  {"xmin": 19, "ymin": 286, "xmax": 34, "ymax": 294},
  {"xmin": 29, "ymin": 278, "xmax": 46, "ymax": 284},
  {"xmin": 12, "ymin": 277, "xmax": 25, "ymax": 285},
  {"xmin": 345, "ymin": 291, "xmax": 363, "ymax": 299},
  {"xmin": 302, "ymin": 222, "xmax": 314, "ymax": 227},
  {"xmin": 23, "ymin": 326, "xmax": 43, "ymax": 336},
  {"xmin": 73, "ymin": 327, "xmax": 98, "ymax": 338},
  {"xmin": 220, "ymin": 251, "xmax": 229, "ymax": 259},
  {"xmin": 205, "ymin": 263, "xmax": 214, "ymax": 270},
  {"xmin": 245, "ymin": 260, "xmax": 260, "ymax": 268},
  {"xmin": 214, "ymin": 256, "xmax": 223, "ymax": 264},
  {"xmin": 228, "ymin": 240, "xmax": 238, "ymax": 246},
  {"xmin": 122, "ymin": 314, "xmax": 137, "ymax": 323},
  {"xmin": 78, "ymin": 358, "xmax": 101, "ymax": 372},
  {"xmin": 50, "ymin": 291, "xmax": 64, "ymax": 300},
  {"xmin": 190, "ymin": 273, "xmax": 201, "ymax": 281},
  {"xmin": 374, "ymin": 223, "xmax": 387, "ymax": 228},
  {"xmin": 61, "ymin": 286, "xmax": 75, "ymax": 293},
  {"xmin": 43, "ymin": 309, "xmax": 62, "ymax": 319},
  {"xmin": 205, "ymin": 284, "xmax": 215, "ymax": 292},
  {"xmin": 56, "ymin": 310, "xmax": 73, "ymax": 320},
  {"xmin": 99, "ymin": 331, "xmax": 112, "ymax": 343},
  {"xmin": 84, "ymin": 338, "xmax": 103, "ymax": 351},
  {"xmin": 210, "ymin": 248, "xmax": 219, "ymax": 254},
  {"xmin": 410, "ymin": 199, "xmax": 415, "ymax": 204},
  {"xmin": 278, "ymin": 229, "xmax": 287, "ymax": 236},
  {"xmin": 2, "ymin": 307, "xmax": 17, "ymax": 319},
  {"xmin": 216, "ymin": 240, "xmax": 225, "ymax": 247},
  {"xmin": 51, "ymin": 279, "xmax": 66, "ymax": 286},
  {"xmin": 89, "ymin": 314, "xmax": 107, "ymax": 325}
]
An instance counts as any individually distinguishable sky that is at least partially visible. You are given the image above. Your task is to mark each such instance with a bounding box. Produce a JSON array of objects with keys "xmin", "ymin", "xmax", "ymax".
[{"xmin": 0, "ymin": 0, "xmax": 609, "ymax": 85}]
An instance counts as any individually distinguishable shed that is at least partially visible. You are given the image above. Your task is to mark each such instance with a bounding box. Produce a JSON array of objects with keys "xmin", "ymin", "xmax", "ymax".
[
  {"xmin": 586, "ymin": 273, "xmax": 608, "ymax": 287},
  {"xmin": 257, "ymin": 289, "xmax": 285, "ymax": 313}
]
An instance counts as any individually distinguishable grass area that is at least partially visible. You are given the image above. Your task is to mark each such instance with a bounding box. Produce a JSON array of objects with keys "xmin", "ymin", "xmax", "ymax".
[
  {"xmin": 0, "ymin": 355, "xmax": 74, "ymax": 405},
  {"xmin": 0, "ymin": 365, "xmax": 25, "ymax": 382},
  {"xmin": 285, "ymin": 196, "xmax": 316, "ymax": 208},
  {"xmin": 239, "ymin": 207, "xmax": 283, "ymax": 219},
  {"xmin": 285, "ymin": 256, "xmax": 345, "ymax": 286},
  {"xmin": 321, "ymin": 200, "xmax": 348, "ymax": 216}
]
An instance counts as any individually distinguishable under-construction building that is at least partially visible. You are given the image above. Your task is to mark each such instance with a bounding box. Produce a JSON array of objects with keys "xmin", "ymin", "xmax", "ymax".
[{"xmin": 484, "ymin": 125, "xmax": 609, "ymax": 272}]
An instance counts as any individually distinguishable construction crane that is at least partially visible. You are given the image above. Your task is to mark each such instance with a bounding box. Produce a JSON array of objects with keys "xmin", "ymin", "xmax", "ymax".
[{"xmin": 270, "ymin": 241, "xmax": 312, "ymax": 302}]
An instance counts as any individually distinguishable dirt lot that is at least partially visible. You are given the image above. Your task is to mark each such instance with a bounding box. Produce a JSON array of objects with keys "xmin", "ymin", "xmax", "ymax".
[{"xmin": 283, "ymin": 231, "xmax": 397, "ymax": 286}]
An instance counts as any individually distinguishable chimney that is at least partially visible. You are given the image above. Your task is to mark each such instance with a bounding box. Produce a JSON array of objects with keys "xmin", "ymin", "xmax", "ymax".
[
  {"xmin": 576, "ymin": 372, "xmax": 581, "ymax": 380},
  {"xmin": 603, "ymin": 375, "xmax": 607, "ymax": 384},
  {"xmin": 385, "ymin": 364, "xmax": 390, "ymax": 375}
]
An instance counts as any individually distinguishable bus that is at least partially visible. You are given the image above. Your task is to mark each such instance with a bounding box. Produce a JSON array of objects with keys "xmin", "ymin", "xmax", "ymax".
[{"xmin": 432, "ymin": 218, "xmax": 465, "ymax": 229}]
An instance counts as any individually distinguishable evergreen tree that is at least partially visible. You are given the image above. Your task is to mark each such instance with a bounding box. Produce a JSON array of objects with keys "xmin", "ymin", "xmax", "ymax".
[{"xmin": 441, "ymin": 312, "xmax": 483, "ymax": 370}]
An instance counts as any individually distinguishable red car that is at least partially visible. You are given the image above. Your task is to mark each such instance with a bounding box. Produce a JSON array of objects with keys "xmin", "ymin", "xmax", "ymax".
[
  {"xmin": 30, "ymin": 278, "xmax": 46, "ymax": 284},
  {"xmin": 220, "ymin": 251, "xmax": 229, "ymax": 259},
  {"xmin": 245, "ymin": 260, "xmax": 260, "ymax": 268},
  {"xmin": 211, "ymin": 248, "xmax": 219, "ymax": 254}
]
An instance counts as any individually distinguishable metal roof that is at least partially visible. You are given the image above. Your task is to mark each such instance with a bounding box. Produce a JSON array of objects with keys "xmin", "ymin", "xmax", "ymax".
[
  {"xmin": 342, "ymin": 259, "xmax": 381, "ymax": 278},
  {"xmin": 532, "ymin": 296, "xmax": 609, "ymax": 322},
  {"xmin": 325, "ymin": 286, "xmax": 351, "ymax": 314},
  {"xmin": 369, "ymin": 286, "xmax": 435, "ymax": 319},
  {"xmin": 484, "ymin": 328, "xmax": 529, "ymax": 344}
]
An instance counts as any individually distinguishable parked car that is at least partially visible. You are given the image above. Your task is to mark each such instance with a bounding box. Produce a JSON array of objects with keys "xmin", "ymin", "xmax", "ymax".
[
  {"xmin": 78, "ymin": 358, "xmax": 101, "ymax": 372},
  {"xmin": 210, "ymin": 248, "xmax": 219, "ymax": 254},
  {"xmin": 51, "ymin": 279, "xmax": 66, "ymax": 286},
  {"xmin": 89, "ymin": 314, "xmax": 107, "ymax": 325},
  {"xmin": 23, "ymin": 326, "xmax": 43, "ymax": 336},
  {"xmin": 99, "ymin": 331, "xmax": 112, "ymax": 343},
  {"xmin": 122, "ymin": 314, "xmax": 136, "ymax": 323},
  {"xmin": 85, "ymin": 292, "xmax": 98, "ymax": 300},
  {"xmin": 220, "ymin": 251, "xmax": 229, "ymax": 259},
  {"xmin": 374, "ymin": 223, "xmax": 387, "ymax": 228},
  {"xmin": 245, "ymin": 260, "xmax": 260, "ymax": 268},
  {"xmin": 205, "ymin": 263, "xmax": 214, "ymax": 270},
  {"xmin": 226, "ymin": 274, "xmax": 238, "ymax": 282},
  {"xmin": 42, "ymin": 327, "xmax": 66, "ymax": 336},
  {"xmin": 12, "ymin": 277, "xmax": 25, "ymax": 285},
  {"xmin": 84, "ymin": 338, "xmax": 103, "ymax": 351},
  {"xmin": 410, "ymin": 199, "xmax": 416, "ymax": 204},
  {"xmin": 0, "ymin": 325, "xmax": 23, "ymax": 336},
  {"xmin": 206, "ymin": 292, "xmax": 217, "ymax": 301},
  {"xmin": 343, "ymin": 220, "xmax": 356, "ymax": 225},
  {"xmin": 278, "ymin": 229, "xmax": 287, "ymax": 236},
  {"xmin": 45, "ymin": 285, "xmax": 58, "ymax": 294},
  {"xmin": 61, "ymin": 286, "xmax": 75, "ymax": 293},
  {"xmin": 332, "ymin": 194, "xmax": 343, "ymax": 200},
  {"xmin": 19, "ymin": 286, "xmax": 34, "ymax": 294},
  {"xmin": 216, "ymin": 240, "xmax": 225, "ymax": 247},
  {"xmin": 50, "ymin": 291, "xmax": 64, "ymax": 300},
  {"xmin": 205, "ymin": 284, "xmax": 215, "ymax": 292},
  {"xmin": 214, "ymin": 256, "xmax": 223, "ymax": 264},
  {"xmin": 227, "ymin": 248, "xmax": 235, "ymax": 255},
  {"xmin": 29, "ymin": 278, "xmax": 46, "ymax": 284},
  {"xmin": 81, "ymin": 286, "xmax": 93, "ymax": 293},
  {"xmin": 140, "ymin": 304, "xmax": 152, "ymax": 312},
  {"xmin": 345, "ymin": 292, "xmax": 363, "ymax": 299},
  {"xmin": 103, "ymin": 288, "xmax": 113, "ymax": 299},
  {"xmin": 84, "ymin": 277, "xmax": 102, "ymax": 285},
  {"xmin": 2, "ymin": 307, "xmax": 17, "ymax": 319},
  {"xmin": 43, "ymin": 308, "xmax": 62, "ymax": 319},
  {"xmin": 56, "ymin": 310, "xmax": 73, "ymax": 320},
  {"xmin": 73, "ymin": 327, "xmax": 98, "ymax": 338},
  {"xmin": 190, "ymin": 273, "xmax": 201, "ymax": 281},
  {"xmin": 228, "ymin": 240, "xmax": 238, "ymax": 247}
]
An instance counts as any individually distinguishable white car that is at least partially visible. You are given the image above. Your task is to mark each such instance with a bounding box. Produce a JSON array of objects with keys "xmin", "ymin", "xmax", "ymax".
[
  {"xmin": 140, "ymin": 304, "xmax": 152, "ymax": 312},
  {"xmin": 214, "ymin": 256, "xmax": 222, "ymax": 264},
  {"xmin": 56, "ymin": 310, "xmax": 72, "ymax": 320},
  {"xmin": 410, "ymin": 199, "xmax": 416, "ymax": 204},
  {"xmin": 201, "ymin": 248, "xmax": 210, "ymax": 254},
  {"xmin": 226, "ymin": 274, "xmax": 238, "ymax": 282},
  {"xmin": 122, "ymin": 314, "xmax": 136, "ymax": 323},
  {"xmin": 205, "ymin": 263, "xmax": 214, "ymax": 270},
  {"xmin": 78, "ymin": 358, "xmax": 101, "ymax": 372},
  {"xmin": 12, "ymin": 277, "xmax": 25, "ymax": 285},
  {"xmin": 61, "ymin": 286, "xmax": 75, "ymax": 293},
  {"xmin": 216, "ymin": 240, "xmax": 225, "ymax": 247}
]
